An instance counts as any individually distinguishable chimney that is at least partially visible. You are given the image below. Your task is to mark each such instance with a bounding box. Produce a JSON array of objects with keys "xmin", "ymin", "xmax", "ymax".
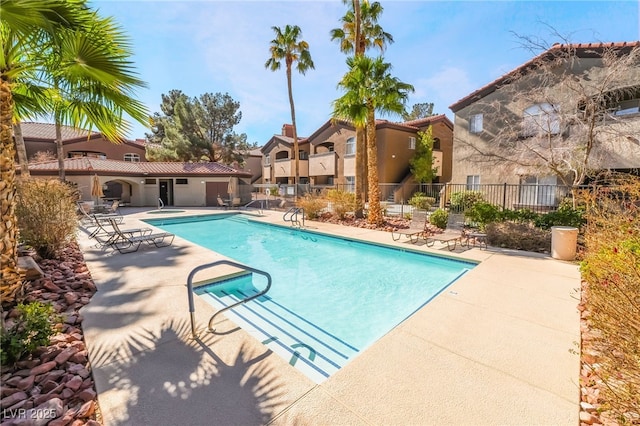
[{"xmin": 282, "ymin": 124, "xmax": 294, "ymax": 137}]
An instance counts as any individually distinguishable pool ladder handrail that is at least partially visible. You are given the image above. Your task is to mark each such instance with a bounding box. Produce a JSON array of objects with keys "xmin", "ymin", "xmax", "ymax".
[
  {"xmin": 186, "ymin": 259, "xmax": 272, "ymax": 338},
  {"xmin": 283, "ymin": 207, "xmax": 305, "ymax": 228}
]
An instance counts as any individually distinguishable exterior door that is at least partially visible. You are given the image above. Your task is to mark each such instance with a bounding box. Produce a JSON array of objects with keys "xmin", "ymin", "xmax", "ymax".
[{"xmin": 159, "ymin": 179, "xmax": 173, "ymax": 206}]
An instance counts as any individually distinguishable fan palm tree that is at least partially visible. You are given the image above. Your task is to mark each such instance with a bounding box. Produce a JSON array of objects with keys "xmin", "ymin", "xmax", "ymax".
[
  {"xmin": 1, "ymin": 0, "xmax": 148, "ymax": 303},
  {"xmin": 333, "ymin": 55, "xmax": 413, "ymax": 225},
  {"xmin": 265, "ymin": 25, "xmax": 314, "ymax": 193},
  {"xmin": 1, "ymin": 0, "xmax": 86, "ymax": 304},
  {"xmin": 331, "ymin": 0, "xmax": 393, "ymax": 217}
]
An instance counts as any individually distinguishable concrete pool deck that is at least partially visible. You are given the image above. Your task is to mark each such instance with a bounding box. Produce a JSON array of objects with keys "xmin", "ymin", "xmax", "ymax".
[{"xmin": 77, "ymin": 208, "xmax": 581, "ymax": 425}]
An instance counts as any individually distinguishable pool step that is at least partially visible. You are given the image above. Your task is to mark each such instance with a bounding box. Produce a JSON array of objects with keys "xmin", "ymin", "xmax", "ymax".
[{"xmin": 196, "ymin": 276, "xmax": 360, "ymax": 383}]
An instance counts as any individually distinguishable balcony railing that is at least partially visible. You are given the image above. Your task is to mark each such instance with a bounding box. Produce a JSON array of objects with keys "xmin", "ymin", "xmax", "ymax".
[{"xmin": 309, "ymin": 152, "xmax": 336, "ymax": 176}]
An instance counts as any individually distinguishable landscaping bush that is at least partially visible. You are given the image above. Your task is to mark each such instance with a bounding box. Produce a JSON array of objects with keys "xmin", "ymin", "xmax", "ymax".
[
  {"xmin": 499, "ymin": 208, "xmax": 540, "ymax": 223},
  {"xmin": 0, "ymin": 302, "xmax": 60, "ymax": 366},
  {"xmin": 485, "ymin": 221, "xmax": 551, "ymax": 252},
  {"xmin": 296, "ymin": 193, "xmax": 327, "ymax": 219},
  {"xmin": 326, "ymin": 189, "xmax": 355, "ymax": 219},
  {"xmin": 449, "ymin": 190, "xmax": 484, "ymax": 211},
  {"xmin": 16, "ymin": 179, "xmax": 79, "ymax": 258},
  {"xmin": 579, "ymin": 175, "xmax": 640, "ymax": 422},
  {"xmin": 429, "ymin": 208, "xmax": 448, "ymax": 229},
  {"xmin": 465, "ymin": 201, "xmax": 501, "ymax": 231},
  {"xmin": 408, "ymin": 192, "xmax": 436, "ymax": 210},
  {"xmin": 534, "ymin": 201, "xmax": 585, "ymax": 230}
]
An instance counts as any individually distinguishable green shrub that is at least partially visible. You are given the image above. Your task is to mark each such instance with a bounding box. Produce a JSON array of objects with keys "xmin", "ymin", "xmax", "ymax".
[
  {"xmin": 326, "ymin": 189, "xmax": 355, "ymax": 219},
  {"xmin": 296, "ymin": 193, "xmax": 327, "ymax": 219},
  {"xmin": 465, "ymin": 202, "xmax": 501, "ymax": 231},
  {"xmin": 429, "ymin": 208, "xmax": 449, "ymax": 229},
  {"xmin": 450, "ymin": 190, "xmax": 484, "ymax": 211},
  {"xmin": 0, "ymin": 302, "xmax": 60, "ymax": 366},
  {"xmin": 408, "ymin": 192, "xmax": 436, "ymax": 210},
  {"xmin": 16, "ymin": 179, "xmax": 79, "ymax": 258},
  {"xmin": 534, "ymin": 204, "xmax": 585, "ymax": 230}
]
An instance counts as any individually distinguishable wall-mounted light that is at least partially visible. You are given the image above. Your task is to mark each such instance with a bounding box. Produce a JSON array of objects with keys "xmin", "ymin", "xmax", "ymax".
[
  {"xmin": 140, "ymin": 180, "xmax": 145, "ymax": 184},
  {"xmin": 201, "ymin": 181, "xmax": 205, "ymax": 184},
  {"xmin": 391, "ymin": 154, "xmax": 396, "ymax": 159}
]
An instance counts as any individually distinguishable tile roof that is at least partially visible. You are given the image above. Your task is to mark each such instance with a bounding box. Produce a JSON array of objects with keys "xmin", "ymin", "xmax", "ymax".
[
  {"xmin": 20, "ymin": 122, "xmax": 99, "ymax": 141},
  {"xmin": 449, "ymin": 41, "xmax": 640, "ymax": 113},
  {"xmin": 27, "ymin": 157, "xmax": 251, "ymax": 177}
]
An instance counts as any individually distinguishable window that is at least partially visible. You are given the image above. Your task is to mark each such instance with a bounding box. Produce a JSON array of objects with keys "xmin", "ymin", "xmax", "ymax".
[
  {"xmin": 345, "ymin": 176, "xmax": 355, "ymax": 193},
  {"xmin": 345, "ymin": 137, "xmax": 355, "ymax": 155},
  {"xmin": 409, "ymin": 136, "xmax": 416, "ymax": 150},
  {"xmin": 519, "ymin": 175, "xmax": 557, "ymax": 206},
  {"xmin": 144, "ymin": 178, "xmax": 156, "ymax": 185},
  {"xmin": 298, "ymin": 150, "xmax": 309, "ymax": 160},
  {"xmin": 522, "ymin": 103, "xmax": 559, "ymax": 137},
  {"xmin": 264, "ymin": 154, "xmax": 270, "ymax": 165},
  {"xmin": 124, "ymin": 153, "xmax": 140, "ymax": 162},
  {"xmin": 469, "ymin": 114, "xmax": 483, "ymax": 133},
  {"xmin": 176, "ymin": 178, "xmax": 188, "ymax": 185},
  {"xmin": 466, "ymin": 175, "xmax": 480, "ymax": 190},
  {"xmin": 433, "ymin": 138, "xmax": 441, "ymax": 150}
]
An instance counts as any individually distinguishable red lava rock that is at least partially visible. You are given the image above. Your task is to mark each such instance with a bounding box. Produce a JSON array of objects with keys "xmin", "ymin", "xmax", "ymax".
[
  {"xmin": 77, "ymin": 388, "xmax": 97, "ymax": 402},
  {"xmin": 55, "ymin": 348, "xmax": 78, "ymax": 365},
  {"xmin": 65, "ymin": 376, "xmax": 83, "ymax": 392},
  {"xmin": 0, "ymin": 391, "xmax": 28, "ymax": 408},
  {"xmin": 30, "ymin": 361, "xmax": 57, "ymax": 376},
  {"xmin": 75, "ymin": 400, "xmax": 95, "ymax": 418},
  {"xmin": 16, "ymin": 375, "xmax": 35, "ymax": 391}
]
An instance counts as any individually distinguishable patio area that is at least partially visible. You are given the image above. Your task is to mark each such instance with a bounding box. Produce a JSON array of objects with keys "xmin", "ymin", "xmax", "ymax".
[{"xmin": 77, "ymin": 207, "xmax": 581, "ymax": 425}]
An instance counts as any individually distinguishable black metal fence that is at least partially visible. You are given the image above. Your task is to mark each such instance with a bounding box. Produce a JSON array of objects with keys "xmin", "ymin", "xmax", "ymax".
[{"xmin": 250, "ymin": 182, "xmax": 582, "ymax": 214}]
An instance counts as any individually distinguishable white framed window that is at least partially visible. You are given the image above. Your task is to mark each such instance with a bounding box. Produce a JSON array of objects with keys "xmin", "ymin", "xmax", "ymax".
[
  {"xmin": 466, "ymin": 175, "xmax": 480, "ymax": 190},
  {"xmin": 299, "ymin": 150, "xmax": 309, "ymax": 160},
  {"xmin": 345, "ymin": 137, "xmax": 355, "ymax": 155},
  {"xmin": 519, "ymin": 175, "xmax": 557, "ymax": 206},
  {"xmin": 124, "ymin": 153, "xmax": 140, "ymax": 162},
  {"xmin": 523, "ymin": 103, "xmax": 560, "ymax": 136},
  {"xmin": 469, "ymin": 114, "xmax": 483, "ymax": 133},
  {"xmin": 409, "ymin": 136, "xmax": 416, "ymax": 150},
  {"xmin": 264, "ymin": 154, "xmax": 270, "ymax": 165}
]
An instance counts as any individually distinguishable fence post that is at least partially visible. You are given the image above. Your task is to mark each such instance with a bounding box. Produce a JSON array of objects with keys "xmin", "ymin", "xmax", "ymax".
[{"xmin": 502, "ymin": 182, "xmax": 507, "ymax": 210}]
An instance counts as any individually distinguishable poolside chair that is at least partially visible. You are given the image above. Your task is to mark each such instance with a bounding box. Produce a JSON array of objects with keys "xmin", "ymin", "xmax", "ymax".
[
  {"xmin": 77, "ymin": 203, "xmax": 124, "ymax": 232},
  {"xmin": 231, "ymin": 197, "xmax": 242, "ymax": 208},
  {"xmin": 89, "ymin": 218, "xmax": 152, "ymax": 249},
  {"xmin": 217, "ymin": 196, "xmax": 229, "ymax": 209},
  {"xmin": 423, "ymin": 229, "xmax": 469, "ymax": 251},
  {"xmin": 108, "ymin": 218, "xmax": 175, "ymax": 254},
  {"xmin": 391, "ymin": 212, "xmax": 434, "ymax": 243}
]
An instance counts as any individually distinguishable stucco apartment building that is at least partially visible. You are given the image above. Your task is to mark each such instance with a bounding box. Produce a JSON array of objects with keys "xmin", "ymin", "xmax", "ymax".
[
  {"xmin": 261, "ymin": 116, "xmax": 454, "ymax": 201},
  {"xmin": 449, "ymin": 41, "xmax": 640, "ymax": 189}
]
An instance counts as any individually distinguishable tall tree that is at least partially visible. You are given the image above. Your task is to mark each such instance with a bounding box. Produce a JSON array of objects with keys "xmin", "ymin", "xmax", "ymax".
[
  {"xmin": 146, "ymin": 91, "xmax": 255, "ymax": 164},
  {"xmin": 410, "ymin": 127, "xmax": 438, "ymax": 183},
  {"xmin": 0, "ymin": 0, "xmax": 87, "ymax": 304},
  {"xmin": 265, "ymin": 25, "xmax": 314, "ymax": 191},
  {"xmin": 333, "ymin": 55, "xmax": 413, "ymax": 225},
  {"xmin": 402, "ymin": 102, "xmax": 435, "ymax": 121},
  {"xmin": 331, "ymin": 0, "xmax": 392, "ymax": 217},
  {"xmin": 44, "ymin": 12, "xmax": 149, "ymax": 180}
]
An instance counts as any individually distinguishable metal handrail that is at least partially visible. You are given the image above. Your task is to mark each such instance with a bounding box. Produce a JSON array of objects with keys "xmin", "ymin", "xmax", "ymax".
[
  {"xmin": 283, "ymin": 207, "xmax": 305, "ymax": 228},
  {"xmin": 158, "ymin": 198, "xmax": 164, "ymax": 210},
  {"xmin": 186, "ymin": 259, "xmax": 272, "ymax": 338}
]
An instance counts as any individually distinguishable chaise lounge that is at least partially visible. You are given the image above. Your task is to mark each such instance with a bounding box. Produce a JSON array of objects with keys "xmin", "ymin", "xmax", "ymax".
[{"xmin": 108, "ymin": 218, "xmax": 175, "ymax": 254}]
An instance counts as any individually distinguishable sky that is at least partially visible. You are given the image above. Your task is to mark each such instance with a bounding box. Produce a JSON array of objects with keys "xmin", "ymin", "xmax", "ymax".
[{"xmin": 91, "ymin": 0, "xmax": 640, "ymax": 145}]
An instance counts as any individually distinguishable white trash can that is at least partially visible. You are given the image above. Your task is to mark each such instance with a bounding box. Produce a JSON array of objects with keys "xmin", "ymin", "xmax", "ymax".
[{"xmin": 551, "ymin": 226, "xmax": 579, "ymax": 260}]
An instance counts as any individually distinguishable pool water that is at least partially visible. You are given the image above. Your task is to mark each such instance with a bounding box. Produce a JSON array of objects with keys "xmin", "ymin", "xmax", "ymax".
[{"xmin": 147, "ymin": 214, "xmax": 475, "ymax": 382}]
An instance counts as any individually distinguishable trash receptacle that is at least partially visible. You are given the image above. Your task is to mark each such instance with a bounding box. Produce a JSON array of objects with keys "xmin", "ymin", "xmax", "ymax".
[{"xmin": 551, "ymin": 226, "xmax": 579, "ymax": 260}]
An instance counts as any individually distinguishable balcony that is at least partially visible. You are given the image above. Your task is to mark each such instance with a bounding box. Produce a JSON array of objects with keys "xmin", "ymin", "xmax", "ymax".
[
  {"xmin": 274, "ymin": 158, "xmax": 309, "ymax": 178},
  {"xmin": 309, "ymin": 152, "xmax": 336, "ymax": 176}
]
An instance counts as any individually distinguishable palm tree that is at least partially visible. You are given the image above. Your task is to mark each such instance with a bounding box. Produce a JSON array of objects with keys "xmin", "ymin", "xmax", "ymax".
[
  {"xmin": 265, "ymin": 25, "xmax": 314, "ymax": 192},
  {"xmin": 331, "ymin": 0, "xmax": 393, "ymax": 218},
  {"xmin": 44, "ymin": 12, "xmax": 149, "ymax": 180},
  {"xmin": 1, "ymin": 0, "xmax": 86, "ymax": 304},
  {"xmin": 333, "ymin": 55, "xmax": 413, "ymax": 225},
  {"xmin": 0, "ymin": 0, "xmax": 148, "ymax": 303}
]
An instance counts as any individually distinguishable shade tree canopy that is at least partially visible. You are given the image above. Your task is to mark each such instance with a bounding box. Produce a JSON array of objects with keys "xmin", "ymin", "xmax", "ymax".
[{"xmin": 146, "ymin": 91, "xmax": 257, "ymax": 165}]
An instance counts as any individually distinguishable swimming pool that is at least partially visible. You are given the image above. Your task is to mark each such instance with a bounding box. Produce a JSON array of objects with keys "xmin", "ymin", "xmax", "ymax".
[{"xmin": 147, "ymin": 214, "xmax": 476, "ymax": 383}]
